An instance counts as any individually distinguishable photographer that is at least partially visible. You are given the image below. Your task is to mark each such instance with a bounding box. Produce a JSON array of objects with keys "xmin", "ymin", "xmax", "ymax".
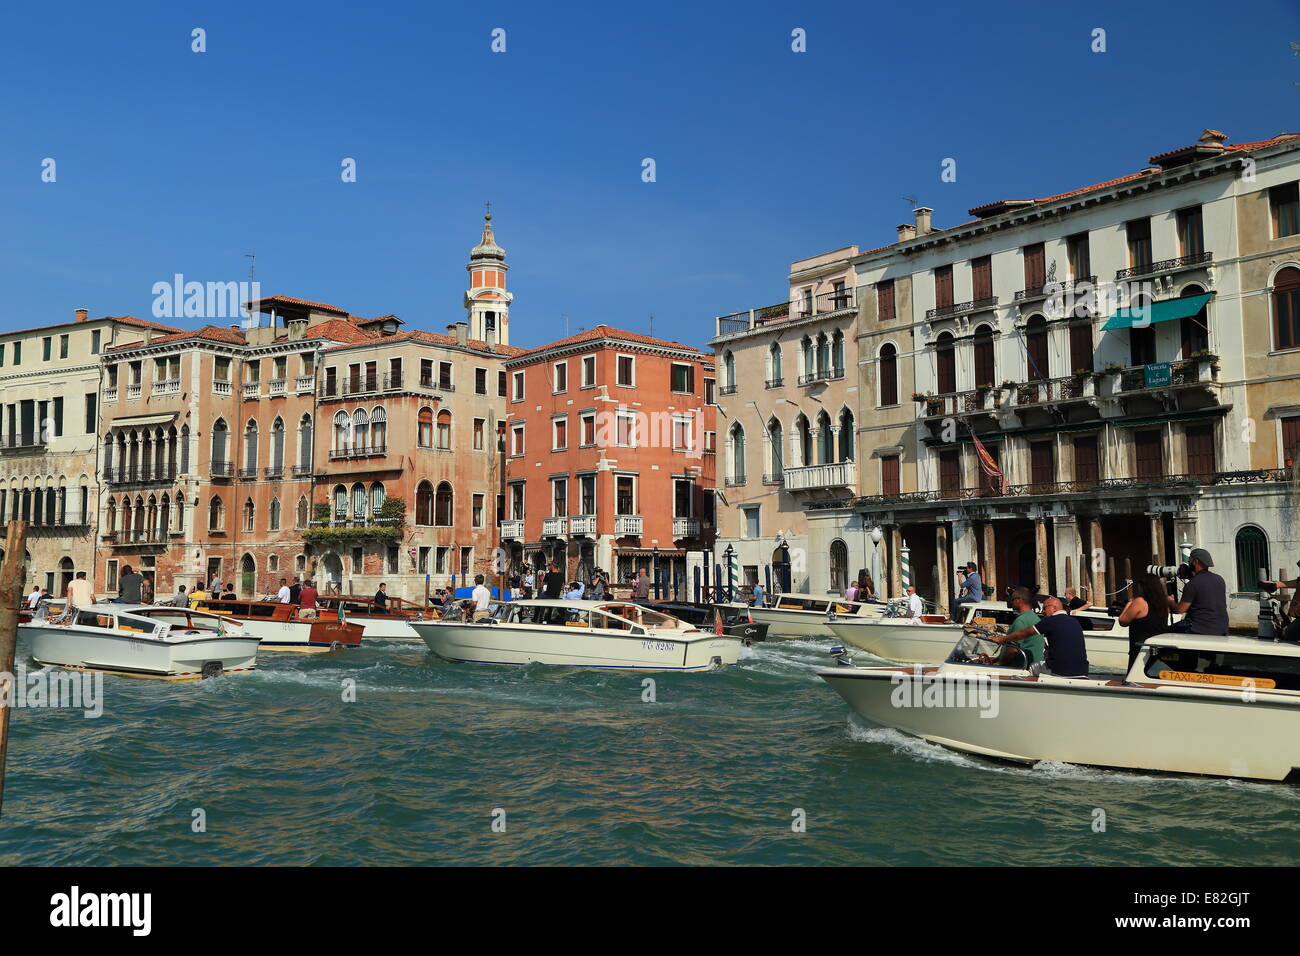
[
  {"xmin": 1169, "ymin": 548, "xmax": 1229, "ymax": 636},
  {"xmin": 1264, "ymin": 568, "xmax": 1300, "ymax": 641}
]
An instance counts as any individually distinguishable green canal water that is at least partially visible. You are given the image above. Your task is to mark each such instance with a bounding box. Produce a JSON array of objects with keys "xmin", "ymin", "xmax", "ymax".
[{"xmin": 1, "ymin": 637, "xmax": 1296, "ymax": 866}]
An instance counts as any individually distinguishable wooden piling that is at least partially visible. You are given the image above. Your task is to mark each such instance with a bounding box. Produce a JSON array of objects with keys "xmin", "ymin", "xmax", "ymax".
[{"xmin": 0, "ymin": 520, "xmax": 29, "ymax": 817}]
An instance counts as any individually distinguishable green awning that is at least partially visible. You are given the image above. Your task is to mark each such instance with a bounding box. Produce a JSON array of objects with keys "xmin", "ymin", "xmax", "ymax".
[{"xmin": 1102, "ymin": 293, "xmax": 1212, "ymax": 331}]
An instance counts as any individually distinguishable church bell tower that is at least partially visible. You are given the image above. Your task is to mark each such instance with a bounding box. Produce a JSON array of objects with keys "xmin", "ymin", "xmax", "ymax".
[{"xmin": 464, "ymin": 208, "xmax": 512, "ymax": 346}]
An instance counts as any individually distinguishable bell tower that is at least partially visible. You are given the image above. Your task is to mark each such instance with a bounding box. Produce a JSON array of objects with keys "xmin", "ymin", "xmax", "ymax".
[{"xmin": 464, "ymin": 207, "xmax": 512, "ymax": 346}]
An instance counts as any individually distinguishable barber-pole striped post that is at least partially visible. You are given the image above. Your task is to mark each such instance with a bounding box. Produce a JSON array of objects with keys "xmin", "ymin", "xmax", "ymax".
[{"xmin": 900, "ymin": 543, "xmax": 911, "ymax": 592}]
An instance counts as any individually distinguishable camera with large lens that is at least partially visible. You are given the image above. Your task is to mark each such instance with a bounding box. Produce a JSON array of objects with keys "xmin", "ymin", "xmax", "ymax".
[{"xmin": 1148, "ymin": 563, "xmax": 1191, "ymax": 581}]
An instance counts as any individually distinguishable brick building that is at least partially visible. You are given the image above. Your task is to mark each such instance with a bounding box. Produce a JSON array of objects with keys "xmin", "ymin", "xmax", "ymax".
[{"xmin": 500, "ymin": 325, "xmax": 716, "ymax": 595}]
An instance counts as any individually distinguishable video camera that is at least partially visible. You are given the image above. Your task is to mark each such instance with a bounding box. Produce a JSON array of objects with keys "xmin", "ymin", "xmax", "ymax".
[{"xmin": 1147, "ymin": 563, "xmax": 1192, "ymax": 581}]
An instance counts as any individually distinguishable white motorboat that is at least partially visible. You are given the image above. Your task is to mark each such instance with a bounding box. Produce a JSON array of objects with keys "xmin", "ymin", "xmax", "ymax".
[
  {"xmin": 748, "ymin": 593, "xmax": 887, "ymax": 640},
  {"xmin": 413, "ymin": 599, "xmax": 742, "ymax": 671},
  {"xmin": 819, "ymin": 629, "xmax": 1300, "ymax": 781},
  {"xmin": 311, "ymin": 595, "xmax": 427, "ymax": 640},
  {"xmin": 827, "ymin": 600, "xmax": 1133, "ymax": 671},
  {"xmin": 20, "ymin": 604, "xmax": 260, "ymax": 680},
  {"xmin": 190, "ymin": 598, "xmax": 364, "ymax": 653}
]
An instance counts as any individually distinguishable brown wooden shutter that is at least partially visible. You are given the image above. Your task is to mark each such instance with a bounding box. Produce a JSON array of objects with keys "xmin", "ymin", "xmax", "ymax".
[
  {"xmin": 935, "ymin": 265, "xmax": 953, "ymax": 309},
  {"xmin": 1030, "ymin": 441, "xmax": 1054, "ymax": 487},
  {"xmin": 939, "ymin": 449, "xmax": 961, "ymax": 497},
  {"xmin": 972, "ymin": 256, "xmax": 992, "ymax": 300},
  {"xmin": 1073, "ymin": 436, "xmax": 1099, "ymax": 483},
  {"xmin": 937, "ymin": 336, "xmax": 956, "ymax": 393},
  {"xmin": 1027, "ymin": 320, "xmax": 1050, "ymax": 380},
  {"xmin": 973, "ymin": 327, "xmax": 995, "ymax": 387},
  {"xmin": 1023, "ymin": 244, "xmax": 1046, "ymax": 290},
  {"xmin": 1185, "ymin": 424, "xmax": 1216, "ymax": 479},
  {"xmin": 881, "ymin": 455, "xmax": 900, "ymax": 496},
  {"xmin": 877, "ymin": 280, "xmax": 895, "ymax": 322},
  {"xmin": 1282, "ymin": 416, "xmax": 1300, "ymax": 466},
  {"xmin": 1135, "ymin": 430, "xmax": 1163, "ymax": 478},
  {"xmin": 880, "ymin": 345, "xmax": 898, "ymax": 406},
  {"xmin": 1069, "ymin": 323, "xmax": 1094, "ymax": 374}
]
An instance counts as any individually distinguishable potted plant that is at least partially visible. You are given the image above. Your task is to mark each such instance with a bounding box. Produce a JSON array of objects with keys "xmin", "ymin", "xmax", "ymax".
[{"xmin": 911, "ymin": 391, "xmax": 927, "ymax": 403}]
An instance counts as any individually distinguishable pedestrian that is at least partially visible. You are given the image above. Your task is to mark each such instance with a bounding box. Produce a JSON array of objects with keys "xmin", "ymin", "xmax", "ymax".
[
  {"xmin": 119, "ymin": 565, "xmax": 143, "ymax": 605},
  {"xmin": 522, "ymin": 568, "xmax": 535, "ymax": 599},
  {"xmin": 632, "ymin": 566, "xmax": 650, "ymax": 600},
  {"xmin": 751, "ymin": 581, "xmax": 765, "ymax": 607},
  {"xmin": 66, "ymin": 572, "xmax": 95, "ymax": 609},
  {"xmin": 953, "ymin": 561, "xmax": 983, "ymax": 618},
  {"xmin": 566, "ymin": 580, "xmax": 585, "ymax": 600},
  {"xmin": 905, "ymin": 584, "xmax": 924, "ymax": 623}
]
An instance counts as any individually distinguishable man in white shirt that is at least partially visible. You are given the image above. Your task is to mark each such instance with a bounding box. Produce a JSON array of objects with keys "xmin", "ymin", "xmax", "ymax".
[
  {"xmin": 26, "ymin": 586, "xmax": 42, "ymax": 609},
  {"xmin": 471, "ymin": 574, "xmax": 492, "ymax": 621},
  {"xmin": 276, "ymin": 578, "xmax": 292, "ymax": 604},
  {"xmin": 66, "ymin": 572, "xmax": 95, "ymax": 608},
  {"xmin": 906, "ymin": 584, "xmax": 924, "ymax": 623}
]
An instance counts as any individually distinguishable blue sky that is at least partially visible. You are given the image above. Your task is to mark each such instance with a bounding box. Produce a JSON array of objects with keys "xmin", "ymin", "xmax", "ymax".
[{"xmin": 1, "ymin": 0, "xmax": 1297, "ymax": 349}]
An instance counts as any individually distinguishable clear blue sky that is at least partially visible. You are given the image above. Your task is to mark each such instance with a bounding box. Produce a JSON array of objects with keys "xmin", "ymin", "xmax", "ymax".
[{"xmin": 2, "ymin": 0, "xmax": 1297, "ymax": 349}]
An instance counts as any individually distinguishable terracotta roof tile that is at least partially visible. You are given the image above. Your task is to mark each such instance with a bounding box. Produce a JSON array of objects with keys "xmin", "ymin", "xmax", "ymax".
[
  {"xmin": 514, "ymin": 324, "xmax": 700, "ymax": 356},
  {"xmin": 321, "ymin": 328, "xmax": 525, "ymax": 356},
  {"xmin": 111, "ymin": 324, "xmax": 247, "ymax": 350},
  {"xmin": 246, "ymin": 295, "xmax": 350, "ymax": 315}
]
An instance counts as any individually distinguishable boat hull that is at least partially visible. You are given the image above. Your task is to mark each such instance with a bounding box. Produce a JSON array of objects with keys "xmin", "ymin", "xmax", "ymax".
[
  {"xmin": 25, "ymin": 628, "xmax": 259, "ymax": 680},
  {"xmin": 345, "ymin": 617, "xmax": 422, "ymax": 640},
  {"xmin": 413, "ymin": 621, "xmax": 742, "ymax": 671},
  {"xmin": 242, "ymin": 618, "xmax": 361, "ymax": 653},
  {"xmin": 750, "ymin": 605, "xmax": 883, "ymax": 640},
  {"xmin": 819, "ymin": 666, "xmax": 1300, "ymax": 781}
]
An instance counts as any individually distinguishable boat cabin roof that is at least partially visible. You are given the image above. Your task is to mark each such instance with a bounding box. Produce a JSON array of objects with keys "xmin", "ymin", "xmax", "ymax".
[{"xmin": 1148, "ymin": 634, "xmax": 1300, "ymax": 658}]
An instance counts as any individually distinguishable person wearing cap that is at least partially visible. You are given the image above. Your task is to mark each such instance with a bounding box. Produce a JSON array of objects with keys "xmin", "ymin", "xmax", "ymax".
[{"xmin": 1170, "ymin": 548, "xmax": 1228, "ymax": 636}]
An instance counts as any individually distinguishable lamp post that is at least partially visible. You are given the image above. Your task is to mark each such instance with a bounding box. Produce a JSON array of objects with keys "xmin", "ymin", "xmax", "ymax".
[
  {"xmin": 869, "ymin": 525, "xmax": 882, "ymax": 596},
  {"xmin": 723, "ymin": 543, "xmax": 736, "ymax": 602}
]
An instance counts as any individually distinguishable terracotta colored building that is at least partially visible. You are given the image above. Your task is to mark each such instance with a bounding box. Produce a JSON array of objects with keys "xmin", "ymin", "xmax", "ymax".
[{"xmin": 500, "ymin": 326, "xmax": 716, "ymax": 595}]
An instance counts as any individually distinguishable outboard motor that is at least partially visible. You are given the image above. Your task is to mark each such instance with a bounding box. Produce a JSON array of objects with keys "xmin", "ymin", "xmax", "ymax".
[{"xmin": 829, "ymin": 644, "xmax": 854, "ymax": 667}]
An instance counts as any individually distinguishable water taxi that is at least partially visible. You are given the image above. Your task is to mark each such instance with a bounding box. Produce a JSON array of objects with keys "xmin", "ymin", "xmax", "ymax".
[
  {"xmin": 748, "ymin": 593, "xmax": 886, "ymax": 640},
  {"xmin": 190, "ymin": 598, "xmax": 363, "ymax": 653},
  {"xmin": 827, "ymin": 600, "xmax": 1132, "ymax": 671},
  {"xmin": 413, "ymin": 599, "xmax": 742, "ymax": 671},
  {"xmin": 312, "ymin": 595, "xmax": 427, "ymax": 640},
  {"xmin": 819, "ymin": 629, "xmax": 1300, "ymax": 781},
  {"xmin": 20, "ymin": 604, "xmax": 260, "ymax": 680}
]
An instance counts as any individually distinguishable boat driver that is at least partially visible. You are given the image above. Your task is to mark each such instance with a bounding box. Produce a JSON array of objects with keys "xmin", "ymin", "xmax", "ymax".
[
  {"xmin": 905, "ymin": 585, "xmax": 923, "ymax": 623},
  {"xmin": 1004, "ymin": 595, "xmax": 1089, "ymax": 677},
  {"xmin": 985, "ymin": 587, "xmax": 1043, "ymax": 666}
]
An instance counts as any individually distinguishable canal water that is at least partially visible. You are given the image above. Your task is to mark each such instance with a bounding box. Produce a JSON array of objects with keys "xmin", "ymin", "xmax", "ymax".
[{"xmin": 1, "ymin": 636, "xmax": 1295, "ymax": 866}]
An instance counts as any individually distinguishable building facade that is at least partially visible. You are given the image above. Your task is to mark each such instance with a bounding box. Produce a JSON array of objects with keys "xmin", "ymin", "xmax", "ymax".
[{"xmin": 500, "ymin": 325, "xmax": 716, "ymax": 595}]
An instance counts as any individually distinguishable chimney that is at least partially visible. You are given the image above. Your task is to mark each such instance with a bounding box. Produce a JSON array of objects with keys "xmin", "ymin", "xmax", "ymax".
[
  {"xmin": 914, "ymin": 206, "xmax": 934, "ymax": 236},
  {"xmin": 897, "ymin": 223, "xmax": 917, "ymax": 242},
  {"xmin": 1199, "ymin": 128, "xmax": 1228, "ymax": 148},
  {"xmin": 75, "ymin": 308, "xmax": 88, "ymax": 323},
  {"xmin": 446, "ymin": 322, "xmax": 469, "ymax": 347}
]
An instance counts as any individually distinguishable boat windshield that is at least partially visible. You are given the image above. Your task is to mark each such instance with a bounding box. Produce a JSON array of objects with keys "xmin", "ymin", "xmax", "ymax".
[
  {"xmin": 496, "ymin": 604, "xmax": 592, "ymax": 627},
  {"xmin": 1144, "ymin": 644, "xmax": 1300, "ymax": 690},
  {"xmin": 137, "ymin": 609, "xmax": 224, "ymax": 632},
  {"xmin": 75, "ymin": 610, "xmax": 157, "ymax": 634},
  {"xmin": 601, "ymin": 604, "xmax": 681, "ymax": 628}
]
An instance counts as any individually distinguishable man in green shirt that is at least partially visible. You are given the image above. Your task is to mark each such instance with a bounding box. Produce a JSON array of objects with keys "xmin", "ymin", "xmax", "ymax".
[{"xmin": 989, "ymin": 587, "xmax": 1043, "ymax": 666}]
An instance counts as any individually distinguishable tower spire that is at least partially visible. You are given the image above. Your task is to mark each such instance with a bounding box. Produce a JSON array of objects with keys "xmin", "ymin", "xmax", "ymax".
[{"xmin": 464, "ymin": 207, "xmax": 511, "ymax": 346}]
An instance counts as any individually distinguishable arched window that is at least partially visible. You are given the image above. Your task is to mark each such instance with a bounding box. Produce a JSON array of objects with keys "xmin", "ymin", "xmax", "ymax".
[
  {"xmin": 1273, "ymin": 267, "xmax": 1300, "ymax": 350},
  {"xmin": 244, "ymin": 420, "xmax": 259, "ymax": 470},
  {"xmin": 723, "ymin": 350, "xmax": 735, "ymax": 388},
  {"xmin": 831, "ymin": 330, "xmax": 844, "ymax": 376},
  {"xmin": 1235, "ymin": 525, "xmax": 1271, "ymax": 593},
  {"xmin": 415, "ymin": 480, "xmax": 434, "ymax": 525},
  {"xmin": 211, "ymin": 419, "xmax": 228, "ymax": 467},
  {"xmin": 839, "ymin": 408, "xmax": 855, "ymax": 462},
  {"xmin": 296, "ymin": 495, "xmax": 309, "ymax": 529},
  {"xmin": 208, "ymin": 495, "xmax": 224, "ymax": 531},
  {"xmin": 767, "ymin": 419, "xmax": 783, "ymax": 478},
  {"xmin": 371, "ymin": 407, "xmax": 387, "ymax": 451},
  {"xmin": 879, "ymin": 343, "xmax": 898, "ymax": 406},
  {"xmin": 371, "ymin": 481, "xmax": 386, "ymax": 515},
  {"xmin": 435, "ymin": 481, "xmax": 453, "ymax": 526},
  {"xmin": 333, "ymin": 484, "xmax": 347, "ymax": 518},
  {"xmin": 816, "ymin": 411, "xmax": 834, "ymax": 464},
  {"xmin": 418, "ymin": 407, "xmax": 433, "ymax": 448},
  {"xmin": 1026, "ymin": 315, "xmax": 1049, "ymax": 381},
  {"xmin": 436, "ymin": 409, "xmax": 452, "ymax": 450},
  {"xmin": 106, "ymin": 497, "xmax": 117, "ymax": 534},
  {"xmin": 768, "ymin": 342, "xmax": 782, "ymax": 384},
  {"xmin": 829, "ymin": 539, "xmax": 849, "ymax": 593},
  {"xmin": 801, "ymin": 336, "xmax": 814, "ymax": 377},
  {"xmin": 175, "ymin": 493, "xmax": 185, "ymax": 533},
  {"xmin": 353, "ymin": 408, "xmax": 369, "ymax": 451},
  {"xmin": 159, "ymin": 493, "xmax": 170, "ymax": 537},
  {"xmin": 816, "ymin": 333, "xmax": 830, "ymax": 375},
  {"xmin": 180, "ymin": 425, "xmax": 190, "ymax": 473},
  {"xmin": 269, "ymin": 497, "xmax": 281, "ymax": 531},
  {"xmin": 729, "ymin": 423, "xmax": 746, "ymax": 482},
  {"xmin": 973, "ymin": 324, "xmax": 995, "ymax": 388},
  {"xmin": 298, "ymin": 414, "xmax": 313, "ymax": 470},
  {"xmin": 333, "ymin": 410, "xmax": 350, "ymax": 451},
  {"xmin": 271, "ymin": 417, "xmax": 285, "ymax": 472},
  {"xmin": 795, "ymin": 414, "xmax": 811, "ymax": 467},
  {"xmin": 242, "ymin": 497, "xmax": 255, "ymax": 532},
  {"xmin": 351, "ymin": 482, "xmax": 366, "ymax": 518},
  {"xmin": 936, "ymin": 331, "xmax": 956, "ymax": 393}
]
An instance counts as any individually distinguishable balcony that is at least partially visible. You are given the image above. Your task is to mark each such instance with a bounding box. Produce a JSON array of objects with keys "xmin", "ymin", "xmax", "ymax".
[
  {"xmin": 569, "ymin": 515, "xmax": 597, "ymax": 536},
  {"xmin": 542, "ymin": 516, "xmax": 568, "ymax": 537},
  {"xmin": 500, "ymin": 519, "xmax": 524, "ymax": 540},
  {"xmin": 672, "ymin": 517, "xmax": 700, "ymax": 538},
  {"xmin": 151, "ymin": 379, "xmax": 181, "ymax": 396},
  {"xmin": 762, "ymin": 473, "xmax": 784, "ymax": 486},
  {"xmin": 719, "ymin": 383, "xmax": 738, "ymax": 396},
  {"xmin": 783, "ymin": 460, "xmax": 857, "ymax": 492},
  {"xmin": 238, "ymin": 466, "xmax": 259, "ymax": 480},
  {"xmin": 211, "ymin": 460, "xmax": 233, "ymax": 478},
  {"xmin": 126, "ymin": 384, "xmax": 142, "ymax": 400},
  {"xmin": 344, "ymin": 376, "xmax": 378, "ymax": 396},
  {"xmin": 925, "ymin": 296, "xmax": 998, "ymax": 322},
  {"xmin": 1, "ymin": 433, "xmax": 46, "ymax": 452},
  {"xmin": 765, "ymin": 378, "xmax": 784, "ymax": 389},
  {"xmin": 1014, "ymin": 276, "xmax": 1096, "ymax": 304},
  {"xmin": 103, "ymin": 386, "xmax": 118, "ymax": 402},
  {"xmin": 212, "ymin": 380, "xmax": 232, "ymax": 397},
  {"xmin": 717, "ymin": 301, "xmax": 792, "ymax": 336},
  {"xmin": 614, "ymin": 514, "xmax": 643, "ymax": 536},
  {"xmin": 291, "ymin": 464, "xmax": 313, "ymax": 478},
  {"xmin": 103, "ymin": 465, "xmax": 177, "ymax": 485},
  {"xmin": 295, "ymin": 374, "xmax": 316, "ymax": 394},
  {"xmin": 268, "ymin": 378, "xmax": 287, "ymax": 396},
  {"xmin": 327, "ymin": 443, "xmax": 388, "ymax": 460},
  {"xmin": 798, "ymin": 367, "xmax": 845, "ymax": 386},
  {"xmin": 724, "ymin": 475, "xmax": 747, "ymax": 487},
  {"xmin": 242, "ymin": 383, "xmax": 260, "ymax": 400},
  {"xmin": 264, "ymin": 465, "xmax": 284, "ymax": 480},
  {"xmin": 1115, "ymin": 251, "xmax": 1213, "ymax": 282}
]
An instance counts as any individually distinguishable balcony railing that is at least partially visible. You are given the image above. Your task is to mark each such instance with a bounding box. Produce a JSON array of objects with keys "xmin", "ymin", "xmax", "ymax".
[
  {"xmin": 264, "ymin": 465, "xmax": 284, "ymax": 479},
  {"xmin": 614, "ymin": 514, "xmax": 643, "ymax": 536},
  {"xmin": 328, "ymin": 443, "xmax": 388, "ymax": 460},
  {"xmin": 783, "ymin": 460, "xmax": 857, "ymax": 492},
  {"xmin": 762, "ymin": 473, "xmax": 784, "ymax": 485},
  {"xmin": 542, "ymin": 516, "xmax": 568, "ymax": 537},
  {"xmin": 126, "ymin": 384, "xmax": 142, "ymax": 400},
  {"xmin": 152, "ymin": 379, "xmax": 181, "ymax": 396},
  {"xmin": 672, "ymin": 517, "xmax": 700, "ymax": 538},
  {"xmin": 925, "ymin": 296, "xmax": 998, "ymax": 322},
  {"xmin": 794, "ymin": 287, "xmax": 856, "ymax": 319},
  {"xmin": 716, "ymin": 289, "xmax": 854, "ymax": 337},
  {"xmin": 291, "ymin": 464, "xmax": 313, "ymax": 477},
  {"xmin": 500, "ymin": 519, "xmax": 524, "ymax": 540},
  {"xmin": 765, "ymin": 378, "xmax": 784, "ymax": 389},
  {"xmin": 103, "ymin": 465, "xmax": 178, "ymax": 484},
  {"xmin": 211, "ymin": 459, "xmax": 233, "ymax": 477},
  {"xmin": 296, "ymin": 374, "xmax": 316, "ymax": 393},
  {"xmin": 717, "ymin": 301, "xmax": 793, "ymax": 336},
  {"xmin": 798, "ymin": 367, "xmax": 845, "ymax": 386},
  {"xmin": 241, "ymin": 383, "xmax": 260, "ymax": 400},
  {"xmin": 719, "ymin": 383, "xmax": 738, "ymax": 396},
  {"xmin": 103, "ymin": 386, "xmax": 118, "ymax": 402},
  {"xmin": 1116, "ymin": 251, "xmax": 1213, "ymax": 282},
  {"xmin": 268, "ymin": 378, "xmax": 287, "ymax": 396},
  {"xmin": 569, "ymin": 515, "xmax": 597, "ymax": 536},
  {"xmin": 212, "ymin": 380, "xmax": 232, "ymax": 397},
  {"xmin": 1, "ymin": 434, "xmax": 46, "ymax": 451},
  {"xmin": 724, "ymin": 475, "xmax": 746, "ymax": 487},
  {"xmin": 238, "ymin": 466, "xmax": 259, "ymax": 479},
  {"xmin": 1014, "ymin": 276, "xmax": 1096, "ymax": 303}
]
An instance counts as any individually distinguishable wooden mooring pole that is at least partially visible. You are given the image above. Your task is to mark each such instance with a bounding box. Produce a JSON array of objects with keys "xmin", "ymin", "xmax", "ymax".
[{"xmin": 0, "ymin": 520, "xmax": 29, "ymax": 817}]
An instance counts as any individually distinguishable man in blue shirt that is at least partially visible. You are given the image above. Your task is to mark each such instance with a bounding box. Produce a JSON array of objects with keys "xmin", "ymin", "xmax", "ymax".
[
  {"xmin": 750, "ymin": 582, "xmax": 765, "ymax": 607},
  {"xmin": 953, "ymin": 562, "xmax": 984, "ymax": 619},
  {"xmin": 1004, "ymin": 595, "xmax": 1089, "ymax": 676}
]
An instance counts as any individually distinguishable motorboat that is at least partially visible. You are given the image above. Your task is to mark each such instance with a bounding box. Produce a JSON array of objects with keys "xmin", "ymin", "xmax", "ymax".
[
  {"xmin": 190, "ymin": 598, "xmax": 363, "ymax": 653},
  {"xmin": 20, "ymin": 604, "xmax": 260, "ymax": 680},
  {"xmin": 413, "ymin": 599, "xmax": 742, "ymax": 670},
  {"xmin": 818, "ymin": 628, "xmax": 1300, "ymax": 781},
  {"xmin": 748, "ymin": 593, "xmax": 887, "ymax": 640},
  {"xmin": 311, "ymin": 594, "xmax": 427, "ymax": 640},
  {"xmin": 827, "ymin": 599, "xmax": 1133, "ymax": 671},
  {"xmin": 641, "ymin": 600, "xmax": 769, "ymax": 644}
]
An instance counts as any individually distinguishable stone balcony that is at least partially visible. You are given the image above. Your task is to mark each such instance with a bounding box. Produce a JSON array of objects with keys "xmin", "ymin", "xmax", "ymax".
[
  {"xmin": 672, "ymin": 517, "xmax": 700, "ymax": 538},
  {"xmin": 614, "ymin": 514, "xmax": 643, "ymax": 536},
  {"xmin": 569, "ymin": 515, "xmax": 597, "ymax": 536},
  {"xmin": 151, "ymin": 379, "xmax": 181, "ymax": 396},
  {"xmin": 542, "ymin": 516, "xmax": 568, "ymax": 537},
  {"xmin": 500, "ymin": 519, "xmax": 524, "ymax": 540},
  {"xmin": 783, "ymin": 460, "xmax": 857, "ymax": 491}
]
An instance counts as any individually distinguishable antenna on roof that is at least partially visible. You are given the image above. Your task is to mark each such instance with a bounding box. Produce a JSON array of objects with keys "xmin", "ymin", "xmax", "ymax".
[
  {"xmin": 649, "ymin": 313, "xmax": 655, "ymax": 336},
  {"xmin": 243, "ymin": 254, "xmax": 259, "ymax": 329},
  {"xmin": 561, "ymin": 313, "xmax": 570, "ymax": 336},
  {"xmin": 903, "ymin": 197, "xmax": 919, "ymax": 209}
]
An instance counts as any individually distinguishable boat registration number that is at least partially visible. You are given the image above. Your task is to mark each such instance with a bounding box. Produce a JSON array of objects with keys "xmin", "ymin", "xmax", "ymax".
[
  {"xmin": 1158, "ymin": 670, "xmax": 1277, "ymax": 690},
  {"xmin": 642, "ymin": 640, "xmax": 675, "ymax": 653}
]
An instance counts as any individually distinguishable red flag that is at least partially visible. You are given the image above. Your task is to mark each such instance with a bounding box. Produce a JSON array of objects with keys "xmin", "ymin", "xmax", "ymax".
[{"xmin": 970, "ymin": 426, "xmax": 1008, "ymax": 495}]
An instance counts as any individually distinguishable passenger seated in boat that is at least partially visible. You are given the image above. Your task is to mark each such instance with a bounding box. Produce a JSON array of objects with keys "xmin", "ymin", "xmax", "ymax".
[
  {"xmin": 1062, "ymin": 587, "xmax": 1092, "ymax": 612},
  {"xmin": 984, "ymin": 588, "xmax": 1043, "ymax": 666},
  {"xmin": 1004, "ymin": 596, "xmax": 1090, "ymax": 677}
]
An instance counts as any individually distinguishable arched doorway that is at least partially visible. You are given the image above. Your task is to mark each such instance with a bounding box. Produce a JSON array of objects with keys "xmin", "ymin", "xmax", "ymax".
[
  {"xmin": 240, "ymin": 554, "xmax": 256, "ymax": 597},
  {"xmin": 772, "ymin": 544, "xmax": 792, "ymax": 594},
  {"xmin": 58, "ymin": 557, "xmax": 74, "ymax": 598},
  {"xmin": 322, "ymin": 553, "xmax": 343, "ymax": 592}
]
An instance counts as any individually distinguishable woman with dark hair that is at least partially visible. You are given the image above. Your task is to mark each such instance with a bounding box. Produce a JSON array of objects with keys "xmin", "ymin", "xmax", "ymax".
[
  {"xmin": 1118, "ymin": 573, "xmax": 1171, "ymax": 671},
  {"xmin": 859, "ymin": 572, "xmax": 877, "ymax": 602}
]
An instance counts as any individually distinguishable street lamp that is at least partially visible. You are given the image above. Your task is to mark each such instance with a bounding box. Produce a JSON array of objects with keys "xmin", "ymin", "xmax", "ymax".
[{"xmin": 869, "ymin": 525, "xmax": 882, "ymax": 597}]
